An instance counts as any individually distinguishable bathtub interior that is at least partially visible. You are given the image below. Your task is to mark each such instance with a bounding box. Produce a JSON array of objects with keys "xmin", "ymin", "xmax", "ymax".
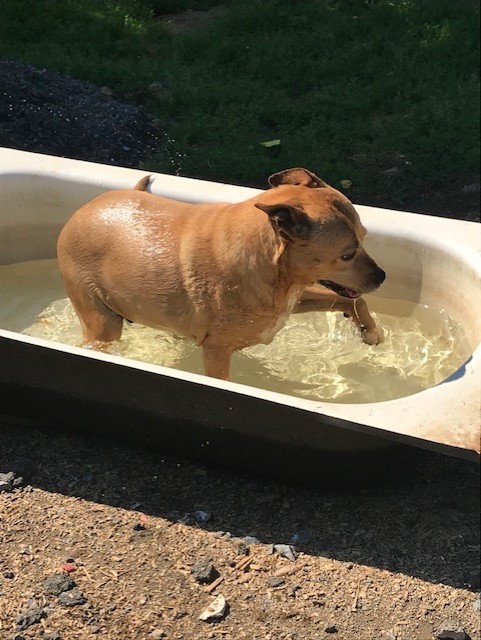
[{"xmin": 1, "ymin": 172, "xmax": 480, "ymax": 354}]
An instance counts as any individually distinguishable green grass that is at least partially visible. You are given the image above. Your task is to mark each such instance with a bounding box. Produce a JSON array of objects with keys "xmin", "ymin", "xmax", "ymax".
[{"xmin": 1, "ymin": 0, "xmax": 479, "ymax": 214}]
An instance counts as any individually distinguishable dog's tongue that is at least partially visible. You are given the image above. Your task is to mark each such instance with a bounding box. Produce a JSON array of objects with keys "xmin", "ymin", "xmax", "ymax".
[{"xmin": 345, "ymin": 288, "xmax": 360, "ymax": 298}]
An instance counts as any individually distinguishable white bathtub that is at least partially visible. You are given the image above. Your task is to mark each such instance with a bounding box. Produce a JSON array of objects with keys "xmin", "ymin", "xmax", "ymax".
[{"xmin": 0, "ymin": 148, "xmax": 479, "ymax": 476}]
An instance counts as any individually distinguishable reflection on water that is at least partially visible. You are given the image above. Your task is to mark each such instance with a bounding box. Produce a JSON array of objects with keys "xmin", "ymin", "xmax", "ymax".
[{"xmin": 0, "ymin": 259, "xmax": 471, "ymax": 404}]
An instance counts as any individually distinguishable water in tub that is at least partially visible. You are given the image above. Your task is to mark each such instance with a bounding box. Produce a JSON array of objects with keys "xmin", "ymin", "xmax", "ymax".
[{"xmin": 0, "ymin": 259, "xmax": 471, "ymax": 404}]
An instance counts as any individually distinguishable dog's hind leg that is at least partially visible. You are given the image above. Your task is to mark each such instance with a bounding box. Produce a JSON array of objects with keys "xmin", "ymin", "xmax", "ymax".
[{"xmin": 63, "ymin": 279, "xmax": 123, "ymax": 351}]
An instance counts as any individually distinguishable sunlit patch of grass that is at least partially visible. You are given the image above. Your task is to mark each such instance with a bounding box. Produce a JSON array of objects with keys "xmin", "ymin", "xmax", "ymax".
[{"xmin": 0, "ymin": 0, "xmax": 479, "ymax": 213}]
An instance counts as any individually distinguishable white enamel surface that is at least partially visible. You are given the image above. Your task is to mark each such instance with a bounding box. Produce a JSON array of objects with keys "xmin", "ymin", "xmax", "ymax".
[{"xmin": 0, "ymin": 148, "xmax": 480, "ymax": 456}]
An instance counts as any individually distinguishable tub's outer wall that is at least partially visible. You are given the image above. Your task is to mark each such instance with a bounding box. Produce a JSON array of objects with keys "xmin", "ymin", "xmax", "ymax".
[
  {"xmin": 1, "ymin": 330, "xmax": 476, "ymax": 483},
  {"xmin": 0, "ymin": 149, "xmax": 480, "ymax": 464}
]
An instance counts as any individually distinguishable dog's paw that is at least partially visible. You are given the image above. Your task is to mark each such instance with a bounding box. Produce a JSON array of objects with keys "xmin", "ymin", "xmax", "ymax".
[
  {"xmin": 362, "ymin": 324, "xmax": 384, "ymax": 345},
  {"xmin": 82, "ymin": 339, "xmax": 115, "ymax": 353}
]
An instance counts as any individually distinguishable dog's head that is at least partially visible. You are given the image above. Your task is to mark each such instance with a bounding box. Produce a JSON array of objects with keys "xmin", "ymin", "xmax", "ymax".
[{"xmin": 254, "ymin": 168, "xmax": 385, "ymax": 297}]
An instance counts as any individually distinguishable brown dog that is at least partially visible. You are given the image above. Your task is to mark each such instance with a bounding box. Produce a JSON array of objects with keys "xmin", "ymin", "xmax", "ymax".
[{"xmin": 57, "ymin": 168, "xmax": 385, "ymax": 379}]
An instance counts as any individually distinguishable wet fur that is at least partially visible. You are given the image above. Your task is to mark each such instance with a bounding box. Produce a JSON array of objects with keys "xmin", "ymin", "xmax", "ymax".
[{"xmin": 57, "ymin": 168, "xmax": 385, "ymax": 379}]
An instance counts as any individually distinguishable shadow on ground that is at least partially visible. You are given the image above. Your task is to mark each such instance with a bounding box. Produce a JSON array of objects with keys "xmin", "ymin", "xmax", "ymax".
[{"xmin": 1, "ymin": 418, "xmax": 479, "ymax": 591}]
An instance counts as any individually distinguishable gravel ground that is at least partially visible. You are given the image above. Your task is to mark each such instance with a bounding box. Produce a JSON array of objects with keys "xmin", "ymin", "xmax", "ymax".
[
  {"xmin": 0, "ymin": 59, "xmax": 480, "ymax": 640},
  {"xmin": 0, "ymin": 59, "xmax": 168, "ymax": 169},
  {"xmin": 0, "ymin": 421, "xmax": 480, "ymax": 640}
]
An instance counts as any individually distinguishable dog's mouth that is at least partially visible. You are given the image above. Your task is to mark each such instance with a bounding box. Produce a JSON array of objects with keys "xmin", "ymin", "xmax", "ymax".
[{"xmin": 318, "ymin": 280, "xmax": 361, "ymax": 299}]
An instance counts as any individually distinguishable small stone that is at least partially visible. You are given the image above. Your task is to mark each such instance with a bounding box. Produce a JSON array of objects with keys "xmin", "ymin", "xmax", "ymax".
[
  {"xmin": 243, "ymin": 536, "xmax": 260, "ymax": 545},
  {"xmin": 0, "ymin": 480, "xmax": 12, "ymax": 493},
  {"xmin": 44, "ymin": 573, "xmax": 76, "ymax": 596},
  {"xmin": 12, "ymin": 476, "xmax": 24, "ymax": 488},
  {"xmin": 325, "ymin": 626, "xmax": 338, "ymax": 634},
  {"xmin": 380, "ymin": 633, "xmax": 397, "ymax": 640},
  {"xmin": 473, "ymin": 593, "xmax": 481, "ymax": 612},
  {"xmin": 100, "ymin": 86, "xmax": 113, "ymax": 96},
  {"xmin": 62, "ymin": 563, "xmax": 76, "ymax": 573},
  {"xmin": 44, "ymin": 632, "xmax": 61, "ymax": 640},
  {"xmin": 4, "ymin": 571, "xmax": 15, "ymax": 579},
  {"xmin": 267, "ymin": 576, "xmax": 285, "ymax": 588},
  {"xmin": 273, "ymin": 544, "xmax": 298, "ymax": 562},
  {"xmin": 199, "ymin": 594, "xmax": 228, "ymax": 621},
  {"xmin": 194, "ymin": 510, "xmax": 212, "ymax": 524},
  {"xmin": 191, "ymin": 560, "xmax": 219, "ymax": 585},
  {"xmin": 173, "ymin": 610, "xmax": 187, "ymax": 620},
  {"xmin": 435, "ymin": 621, "xmax": 471, "ymax": 640},
  {"xmin": 133, "ymin": 523, "xmax": 146, "ymax": 531},
  {"xmin": 57, "ymin": 588, "xmax": 87, "ymax": 607},
  {"xmin": 16, "ymin": 599, "xmax": 47, "ymax": 630}
]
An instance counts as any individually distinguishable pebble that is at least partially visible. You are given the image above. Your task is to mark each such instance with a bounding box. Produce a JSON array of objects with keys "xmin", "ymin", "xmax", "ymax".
[
  {"xmin": 57, "ymin": 588, "xmax": 87, "ymax": 607},
  {"xmin": 44, "ymin": 632, "xmax": 61, "ymax": 640},
  {"xmin": 243, "ymin": 536, "xmax": 260, "ymax": 545},
  {"xmin": 44, "ymin": 573, "xmax": 76, "ymax": 596},
  {"xmin": 4, "ymin": 571, "xmax": 15, "ymax": 579},
  {"xmin": 273, "ymin": 544, "xmax": 298, "ymax": 562},
  {"xmin": 199, "ymin": 594, "xmax": 228, "ymax": 621},
  {"xmin": 194, "ymin": 510, "xmax": 212, "ymax": 524},
  {"xmin": 0, "ymin": 480, "xmax": 12, "ymax": 493},
  {"xmin": 0, "ymin": 471, "xmax": 24, "ymax": 490},
  {"xmin": 191, "ymin": 560, "xmax": 220, "ymax": 585},
  {"xmin": 16, "ymin": 599, "xmax": 48, "ymax": 630},
  {"xmin": 435, "ymin": 622, "xmax": 471, "ymax": 640},
  {"xmin": 325, "ymin": 625, "xmax": 338, "ymax": 634},
  {"xmin": 473, "ymin": 593, "xmax": 481, "ymax": 612},
  {"xmin": 267, "ymin": 576, "xmax": 285, "ymax": 588}
]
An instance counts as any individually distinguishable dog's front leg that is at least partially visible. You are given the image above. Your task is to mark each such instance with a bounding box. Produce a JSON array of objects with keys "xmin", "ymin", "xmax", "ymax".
[
  {"xmin": 201, "ymin": 341, "xmax": 234, "ymax": 379},
  {"xmin": 294, "ymin": 287, "xmax": 384, "ymax": 345}
]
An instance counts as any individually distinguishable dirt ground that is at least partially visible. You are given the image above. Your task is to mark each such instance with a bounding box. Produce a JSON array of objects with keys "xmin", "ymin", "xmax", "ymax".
[
  {"xmin": 0, "ymin": 420, "xmax": 480, "ymax": 640},
  {"xmin": 0, "ymin": 58, "xmax": 480, "ymax": 640}
]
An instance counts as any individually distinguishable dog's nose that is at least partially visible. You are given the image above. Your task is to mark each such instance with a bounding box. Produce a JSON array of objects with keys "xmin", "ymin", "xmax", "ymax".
[{"xmin": 375, "ymin": 268, "xmax": 386, "ymax": 286}]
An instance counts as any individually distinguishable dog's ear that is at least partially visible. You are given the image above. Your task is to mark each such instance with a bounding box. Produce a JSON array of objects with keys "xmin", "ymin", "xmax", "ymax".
[
  {"xmin": 255, "ymin": 202, "xmax": 311, "ymax": 240},
  {"xmin": 268, "ymin": 168, "xmax": 328, "ymax": 189}
]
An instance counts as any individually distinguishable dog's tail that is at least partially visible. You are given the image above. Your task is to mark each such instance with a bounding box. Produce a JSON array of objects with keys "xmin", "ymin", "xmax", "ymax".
[{"xmin": 133, "ymin": 175, "xmax": 152, "ymax": 191}]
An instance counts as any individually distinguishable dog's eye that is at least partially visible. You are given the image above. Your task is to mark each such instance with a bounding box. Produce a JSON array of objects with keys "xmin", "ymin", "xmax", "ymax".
[{"xmin": 340, "ymin": 251, "xmax": 356, "ymax": 261}]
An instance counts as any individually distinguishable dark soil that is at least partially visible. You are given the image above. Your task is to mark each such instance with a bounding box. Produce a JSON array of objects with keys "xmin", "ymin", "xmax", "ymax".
[{"xmin": 0, "ymin": 59, "xmax": 167, "ymax": 169}]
